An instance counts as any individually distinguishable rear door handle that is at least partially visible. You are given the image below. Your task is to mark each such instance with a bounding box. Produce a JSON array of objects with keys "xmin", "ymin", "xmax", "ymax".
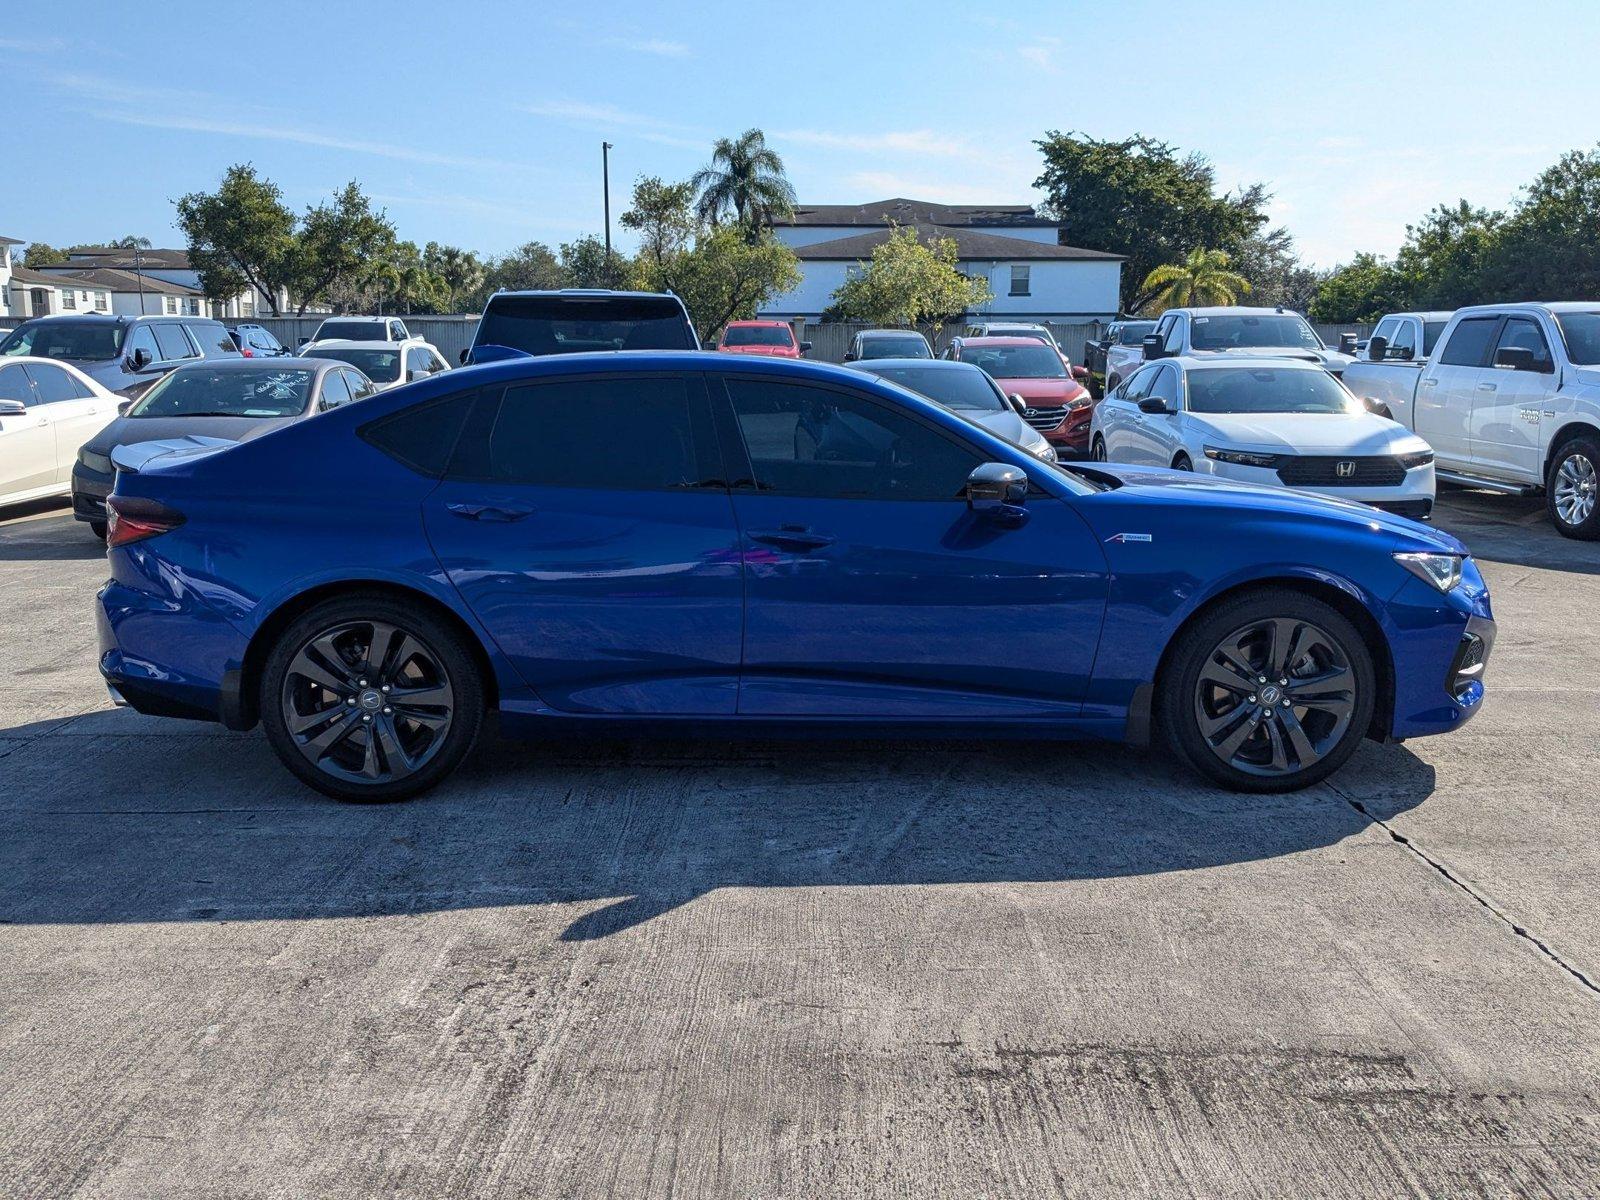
[
  {"xmin": 1477, "ymin": 382, "xmax": 1498, "ymax": 393},
  {"xmin": 749, "ymin": 527, "xmax": 836, "ymax": 552},
  {"xmin": 446, "ymin": 501, "xmax": 535, "ymax": 522},
  {"xmin": 1420, "ymin": 379, "xmax": 1437, "ymax": 388}
]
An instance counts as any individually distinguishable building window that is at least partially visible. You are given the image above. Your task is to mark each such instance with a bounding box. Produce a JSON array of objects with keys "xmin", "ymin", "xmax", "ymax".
[
  {"xmin": 185, "ymin": 298, "xmax": 200, "ymax": 315},
  {"xmin": 164, "ymin": 296, "xmax": 178, "ymax": 314},
  {"xmin": 1009, "ymin": 264, "xmax": 1031, "ymax": 297},
  {"xmin": 62, "ymin": 289, "xmax": 76, "ymax": 310},
  {"xmin": 95, "ymin": 292, "xmax": 109, "ymax": 311}
]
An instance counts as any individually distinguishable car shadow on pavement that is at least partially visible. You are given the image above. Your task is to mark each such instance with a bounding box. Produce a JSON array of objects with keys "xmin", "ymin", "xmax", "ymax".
[
  {"xmin": 1436, "ymin": 488, "xmax": 1600, "ymax": 575},
  {"xmin": 0, "ymin": 504, "xmax": 104, "ymax": 561},
  {"xmin": 0, "ymin": 712, "xmax": 1435, "ymax": 941}
]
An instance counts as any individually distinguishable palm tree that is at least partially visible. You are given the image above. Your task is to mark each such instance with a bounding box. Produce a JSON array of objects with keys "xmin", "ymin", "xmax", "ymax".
[
  {"xmin": 691, "ymin": 129, "xmax": 796, "ymax": 237},
  {"xmin": 1141, "ymin": 248, "xmax": 1251, "ymax": 311},
  {"xmin": 109, "ymin": 235, "xmax": 153, "ymax": 250}
]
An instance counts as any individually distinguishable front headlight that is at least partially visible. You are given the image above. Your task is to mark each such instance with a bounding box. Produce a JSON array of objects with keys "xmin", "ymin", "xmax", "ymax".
[
  {"xmin": 1394, "ymin": 551, "xmax": 1463, "ymax": 592},
  {"xmin": 1203, "ymin": 445, "xmax": 1281, "ymax": 468},
  {"xmin": 78, "ymin": 448, "xmax": 113, "ymax": 474},
  {"xmin": 1399, "ymin": 449, "xmax": 1435, "ymax": 469},
  {"xmin": 1035, "ymin": 444, "xmax": 1058, "ymax": 463}
]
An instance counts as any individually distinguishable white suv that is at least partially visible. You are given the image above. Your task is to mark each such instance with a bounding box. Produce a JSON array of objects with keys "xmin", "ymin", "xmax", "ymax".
[{"xmin": 1143, "ymin": 307, "xmax": 1355, "ymax": 378}]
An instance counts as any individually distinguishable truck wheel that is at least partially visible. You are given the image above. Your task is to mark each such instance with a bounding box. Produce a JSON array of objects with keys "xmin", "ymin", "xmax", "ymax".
[
  {"xmin": 1159, "ymin": 588, "xmax": 1375, "ymax": 793},
  {"xmin": 1547, "ymin": 434, "xmax": 1600, "ymax": 540}
]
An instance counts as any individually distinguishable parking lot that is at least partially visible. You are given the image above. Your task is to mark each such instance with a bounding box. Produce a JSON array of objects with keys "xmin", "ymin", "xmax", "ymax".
[{"xmin": 2, "ymin": 488, "xmax": 1598, "ymax": 1197}]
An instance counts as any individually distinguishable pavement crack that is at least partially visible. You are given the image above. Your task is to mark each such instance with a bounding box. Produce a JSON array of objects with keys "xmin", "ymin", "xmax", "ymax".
[{"xmin": 1334, "ymin": 785, "xmax": 1600, "ymax": 1000}]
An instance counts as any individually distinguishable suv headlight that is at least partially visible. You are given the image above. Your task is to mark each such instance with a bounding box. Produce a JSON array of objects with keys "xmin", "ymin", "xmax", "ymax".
[
  {"xmin": 1035, "ymin": 444, "xmax": 1058, "ymax": 463},
  {"xmin": 1394, "ymin": 551, "xmax": 1463, "ymax": 592},
  {"xmin": 1203, "ymin": 445, "xmax": 1280, "ymax": 468},
  {"xmin": 78, "ymin": 448, "xmax": 113, "ymax": 474},
  {"xmin": 1399, "ymin": 449, "xmax": 1435, "ymax": 469}
]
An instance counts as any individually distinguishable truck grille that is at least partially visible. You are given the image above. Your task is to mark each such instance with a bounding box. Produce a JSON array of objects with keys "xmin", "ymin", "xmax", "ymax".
[
  {"xmin": 1022, "ymin": 407, "xmax": 1066, "ymax": 432},
  {"xmin": 1277, "ymin": 455, "xmax": 1406, "ymax": 487}
]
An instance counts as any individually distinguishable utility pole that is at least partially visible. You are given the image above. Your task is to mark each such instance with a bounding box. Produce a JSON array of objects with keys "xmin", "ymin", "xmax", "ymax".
[
  {"xmin": 602, "ymin": 141, "xmax": 614, "ymax": 268},
  {"xmin": 132, "ymin": 244, "xmax": 148, "ymax": 314}
]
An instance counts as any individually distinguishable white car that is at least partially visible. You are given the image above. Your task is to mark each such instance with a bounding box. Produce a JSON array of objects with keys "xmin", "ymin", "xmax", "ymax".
[
  {"xmin": 848, "ymin": 358, "xmax": 1058, "ymax": 462},
  {"xmin": 0, "ymin": 356, "xmax": 120, "ymax": 509},
  {"xmin": 1144, "ymin": 307, "xmax": 1357, "ymax": 379},
  {"xmin": 1091, "ymin": 356, "xmax": 1437, "ymax": 519},
  {"xmin": 302, "ymin": 315, "xmax": 411, "ymax": 347},
  {"xmin": 304, "ymin": 339, "xmax": 451, "ymax": 392}
]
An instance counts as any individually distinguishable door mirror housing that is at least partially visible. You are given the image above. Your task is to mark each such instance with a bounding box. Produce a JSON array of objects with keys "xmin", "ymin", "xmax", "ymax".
[
  {"xmin": 129, "ymin": 347, "xmax": 152, "ymax": 370},
  {"xmin": 798, "ymin": 341, "xmax": 813, "ymax": 354},
  {"xmin": 1338, "ymin": 332, "xmax": 1359, "ymax": 355},
  {"xmin": 459, "ymin": 348, "xmax": 470, "ymax": 365},
  {"xmin": 1137, "ymin": 397, "xmax": 1172, "ymax": 415},
  {"xmin": 1362, "ymin": 395, "xmax": 1394, "ymax": 419},
  {"xmin": 964, "ymin": 462, "xmax": 1029, "ymax": 525},
  {"xmin": 1007, "ymin": 393, "xmax": 1027, "ymax": 416},
  {"xmin": 1494, "ymin": 345, "xmax": 1543, "ymax": 373},
  {"xmin": 1141, "ymin": 334, "xmax": 1166, "ymax": 360},
  {"xmin": 297, "ymin": 336, "xmax": 311, "ymax": 346},
  {"xmin": 1365, "ymin": 334, "xmax": 1388, "ymax": 361},
  {"xmin": 116, "ymin": 399, "xmax": 134, "ymax": 416},
  {"xmin": 0, "ymin": 398, "xmax": 25, "ymax": 417}
]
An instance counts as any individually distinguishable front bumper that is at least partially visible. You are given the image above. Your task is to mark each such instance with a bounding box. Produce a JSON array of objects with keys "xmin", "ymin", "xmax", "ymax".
[
  {"xmin": 1200, "ymin": 458, "xmax": 1435, "ymax": 514},
  {"xmin": 71, "ymin": 462, "xmax": 112, "ymax": 523},
  {"xmin": 1032, "ymin": 404, "xmax": 1093, "ymax": 455},
  {"xmin": 1381, "ymin": 558, "xmax": 1495, "ymax": 739}
]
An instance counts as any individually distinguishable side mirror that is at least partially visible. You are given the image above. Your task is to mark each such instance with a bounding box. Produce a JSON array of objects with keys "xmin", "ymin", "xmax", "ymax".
[
  {"xmin": 1137, "ymin": 397, "xmax": 1171, "ymax": 415},
  {"xmin": 297, "ymin": 336, "xmax": 310, "ymax": 347},
  {"xmin": 964, "ymin": 462, "xmax": 1029, "ymax": 525},
  {"xmin": 799, "ymin": 341, "xmax": 813, "ymax": 354},
  {"xmin": 130, "ymin": 347, "xmax": 152, "ymax": 370},
  {"xmin": 0, "ymin": 398, "xmax": 25, "ymax": 416},
  {"xmin": 1366, "ymin": 334, "xmax": 1388, "ymax": 361},
  {"xmin": 842, "ymin": 351, "xmax": 856, "ymax": 362},
  {"xmin": 407, "ymin": 369, "xmax": 420, "ymax": 382},
  {"xmin": 1338, "ymin": 332, "xmax": 1359, "ymax": 355},
  {"xmin": 1141, "ymin": 334, "xmax": 1166, "ymax": 360},
  {"xmin": 1362, "ymin": 395, "xmax": 1394, "ymax": 419},
  {"xmin": 1007, "ymin": 393, "xmax": 1027, "ymax": 416},
  {"xmin": 1494, "ymin": 345, "xmax": 1541, "ymax": 372},
  {"xmin": 117, "ymin": 399, "xmax": 134, "ymax": 416},
  {"xmin": 459, "ymin": 348, "xmax": 470, "ymax": 365}
]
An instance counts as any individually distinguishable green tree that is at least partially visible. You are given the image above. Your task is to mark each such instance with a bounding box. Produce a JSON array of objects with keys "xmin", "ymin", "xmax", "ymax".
[
  {"xmin": 422, "ymin": 242, "xmax": 485, "ymax": 312},
  {"xmin": 288, "ymin": 182, "xmax": 398, "ymax": 315},
  {"xmin": 1394, "ymin": 201, "xmax": 1504, "ymax": 309},
  {"xmin": 175, "ymin": 164, "xmax": 299, "ymax": 315},
  {"xmin": 691, "ymin": 129, "xmax": 796, "ymax": 237},
  {"xmin": 1310, "ymin": 253, "xmax": 1409, "ymax": 323},
  {"xmin": 1141, "ymin": 248, "xmax": 1251, "ymax": 311},
  {"xmin": 22, "ymin": 243, "xmax": 67, "ymax": 268},
  {"xmin": 1488, "ymin": 147, "xmax": 1600, "ymax": 301},
  {"xmin": 106, "ymin": 235, "xmax": 153, "ymax": 250},
  {"xmin": 622, "ymin": 176, "xmax": 698, "ymax": 270},
  {"xmin": 477, "ymin": 241, "xmax": 567, "ymax": 303},
  {"xmin": 1033, "ymin": 133, "xmax": 1270, "ymax": 312},
  {"xmin": 828, "ymin": 224, "xmax": 993, "ymax": 332},
  {"xmin": 559, "ymin": 235, "xmax": 628, "ymax": 288}
]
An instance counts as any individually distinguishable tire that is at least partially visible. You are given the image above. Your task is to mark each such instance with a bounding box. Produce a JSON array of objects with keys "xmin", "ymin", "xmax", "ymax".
[
  {"xmin": 1091, "ymin": 435, "xmax": 1107, "ymax": 462},
  {"xmin": 1546, "ymin": 433, "xmax": 1600, "ymax": 540},
  {"xmin": 1158, "ymin": 588, "xmax": 1376, "ymax": 793},
  {"xmin": 1172, "ymin": 453, "xmax": 1193, "ymax": 471},
  {"xmin": 89, "ymin": 520, "xmax": 107, "ymax": 541},
  {"xmin": 261, "ymin": 593, "xmax": 485, "ymax": 802},
  {"xmin": 1106, "ymin": 374, "xmax": 1122, "ymax": 395}
]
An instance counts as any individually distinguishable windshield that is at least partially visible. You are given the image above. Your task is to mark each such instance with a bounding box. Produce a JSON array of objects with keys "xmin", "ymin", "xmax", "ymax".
[
  {"xmin": 1186, "ymin": 367, "xmax": 1358, "ymax": 415},
  {"xmin": 1116, "ymin": 322, "xmax": 1156, "ymax": 345},
  {"xmin": 314, "ymin": 319, "xmax": 387, "ymax": 343},
  {"xmin": 1189, "ymin": 315, "xmax": 1325, "ymax": 353},
  {"xmin": 861, "ymin": 365, "xmax": 1006, "ymax": 413},
  {"xmin": 477, "ymin": 295, "xmax": 695, "ymax": 355},
  {"xmin": 722, "ymin": 325, "xmax": 793, "ymax": 348},
  {"xmin": 858, "ymin": 335, "xmax": 930, "ymax": 359},
  {"xmin": 127, "ymin": 367, "xmax": 315, "ymax": 418},
  {"xmin": 0, "ymin": 320, "xmax": 124, "ymax": 362},
  {"xmin": 314, "ymin": 347, "xmax": 401, "ymax": 382},
  {"xmin": 964, "ymin": 344, "xmax": 1066, "ymax": 379},
  {"xmin": 1555, "ymin": 312, "xmax": 1600, "ymax": 365}
]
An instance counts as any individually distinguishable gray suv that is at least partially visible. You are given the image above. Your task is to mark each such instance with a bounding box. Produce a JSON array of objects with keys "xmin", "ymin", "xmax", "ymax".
[{"xmin": 0, "ymin": 313, "xmax": 242, "ymax": 398}]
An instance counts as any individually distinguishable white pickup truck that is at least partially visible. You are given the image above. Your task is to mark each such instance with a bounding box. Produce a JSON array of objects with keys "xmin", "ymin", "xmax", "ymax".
[
  {"xmin": 1341, "ymin": 302, "xmax": 1600, "ymax": 539},
  {"xmin": 1140, "ymin": 306, "xmax": 1357, "ymax": 378}
]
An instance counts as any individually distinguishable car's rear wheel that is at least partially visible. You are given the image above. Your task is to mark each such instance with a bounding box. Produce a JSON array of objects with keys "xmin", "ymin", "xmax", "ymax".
[
  {"xmin": 261, "ymin": 595, "xmax": 485, "ymax": 802},
  {"xmin": 1546, "ymin": 434, "xmax": 1600, "ymax": 540},
  {"xmin": 1159, "ymin": 589, "xmax": 1375, "ymax": 792}
]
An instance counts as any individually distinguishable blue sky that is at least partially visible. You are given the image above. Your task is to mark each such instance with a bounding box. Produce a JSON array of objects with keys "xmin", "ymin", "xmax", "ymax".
[{"xmin": 7, "ymin": 0, "xmax": 1600, "ymax": 267}]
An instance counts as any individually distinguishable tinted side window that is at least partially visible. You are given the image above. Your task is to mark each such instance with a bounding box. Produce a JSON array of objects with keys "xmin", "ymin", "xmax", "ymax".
[
  {"xmin": 360, "ymin": 390, "xmax": 477, "ymax": 476},
  {"xmin": 125, "ymin": 325, "xmax": 159, "ymax": 363},
  {"xmin": 191, "ymin": 323, "xmax": 236, "ymax": 355},
  {"xmin": 457, "ymin": 377, "xmax": 704, "ymax": 491},
  {"xmin": 319, "ymin": 370, "xmax": 353, "ymax": 410},
  {"xmin": 1494, "ymin": 317, "xmax": 1553, "ymax": 370},
  {"xmin": 1438, "ymin": 318, "xmax": 1500, "ymax": 367},
  {"xmin": 1148, "ymin": 365, "xmax": 1180, "ymax": 407},
  {"xmin": 724, "ymin": 378, "xmax": 980, "ymax": 502},
  {"xmin": 152, "ymin": 323, "xmax": 196, "ymax": 362},
  {"xmin": 0, "ymin": 364, "xmax": 35, "ymax": 404},
  {"xmin": 23, "ymin": 363, "xmax": 80, "ymax": 404},
  {"xmin": 1120, "ymin": 365, "xmax": 1156, "ymax": 402},
  {"xmin": 1162, "ymin": 317, "xmax": 1184, "ymax": 354},
  {"xmin": 1369, "ymin": 318, "xmax": 1399, "ymax": 359}
]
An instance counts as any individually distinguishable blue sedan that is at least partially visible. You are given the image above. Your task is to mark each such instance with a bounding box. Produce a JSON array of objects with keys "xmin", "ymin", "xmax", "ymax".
[{"xmin": 96, "ymin": 352, "xmax": 1494, "ymax": 802}]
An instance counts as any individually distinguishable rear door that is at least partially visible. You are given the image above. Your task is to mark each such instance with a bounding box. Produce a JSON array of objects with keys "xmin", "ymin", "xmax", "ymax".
[
  {"xmin": 421, "ymin": 373, "xmax": 743, "ymax": 715},
  {"xmin": 22, "ymin": 363, "xmax": 113, "ymax": 481},
  {"xmin": 714, "ymin": 373, "xmax": 1108, "ymax": 717},
  {"xmin": 1417, "ymin": 315, "xmax": 1500, "ymax": 465},
  {"xmin": 0, "ymin": 364, "xmax": 54, "ymax": 498},
  {"xmin": 1474, "ymin": 315, "xmax": 1555, "ymax": 482}
]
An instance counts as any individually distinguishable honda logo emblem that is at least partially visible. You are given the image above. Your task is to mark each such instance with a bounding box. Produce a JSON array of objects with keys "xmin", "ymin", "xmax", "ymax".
[{"xmin": 1335, "ymin": 460, "xmax": 1357, "ymax": 478}]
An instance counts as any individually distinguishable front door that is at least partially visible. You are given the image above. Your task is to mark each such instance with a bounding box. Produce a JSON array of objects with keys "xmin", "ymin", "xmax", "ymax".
[
  {"xmin": 0, "ymin": 364, "xmax": 55, "ymax": 499},
  {"xmin": 21, "ymin": 363, "xmax": 113, "ymax": 481},
  {"xmin": 714, "ymin": 374, "xmax": 1108, "ymax": 718},
  {"xmin": 1417, "ymin": 315, "xmax": 1501, "ymax": 466},
  {"xmin": 422, "ymin": 375, "xmax": 744, "ymax": 715},
  {"xmin": 1473, "ymin": 316, "xmax": 1555, "ymax": 482}
]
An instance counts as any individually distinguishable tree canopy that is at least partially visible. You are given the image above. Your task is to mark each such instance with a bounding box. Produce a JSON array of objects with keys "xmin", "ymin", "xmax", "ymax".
[
  {"xmin": 1141, "ymin": 248, "xmax": 1250, "ymax": 310},
  {"xmin": 691, "ymin": 129, "xmax": 796, "ymax": 237},
  {"xmin": 827, "ymin": 224, "xmax": 992, "ymax": 332}
]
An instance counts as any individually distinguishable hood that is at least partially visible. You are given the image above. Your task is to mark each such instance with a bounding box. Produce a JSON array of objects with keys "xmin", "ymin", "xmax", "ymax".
[
  {"xmin": 1186, "ymin": 411, "xmax": 1428, "ymax": 455},
  {"xmin": 997, "ymin": 377, "xmax": 1086, "ymax": 404},
  {"xmin": 1079, "ymin": 461, "xmax": 1464, "ymax": 552},
  {"xmin": 85, "ymin": 413, "xmax": 297, "ymax": 456},
  {"xmin": 110, "ymin": 434, "xmax": 241, "ymax": 474},
  {"xmin": 718, "ymin": 344, "xmax": 797, "ymax": 357},
  {"xmin": 963, "ymin": 408, "xmax": 1052, "ymax": 455},
  {"xmin": 1196, "ymin": 347, "xmax": 1356, "ymax": 371},
  {"xmin": 1567, "ymin": 364, "xmax": 1600, "ymax": 390}
]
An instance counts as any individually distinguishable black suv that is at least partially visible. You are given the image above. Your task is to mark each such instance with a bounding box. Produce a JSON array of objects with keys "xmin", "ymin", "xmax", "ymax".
[
  {"xmin": 0, "ymin": 314, "xmax": 241, "ymax": 397},
  {"xmin": 465, "ymin": 290, "xmax": 699, "ymax": 364}
]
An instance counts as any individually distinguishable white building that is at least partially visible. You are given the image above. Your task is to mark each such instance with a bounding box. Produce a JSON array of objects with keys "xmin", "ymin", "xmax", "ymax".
[
  {"xmin": 0, "ymin": 236, "xmax": 19, "ymax": 316},
  {"xmin": 8, "ymin": 266, "xmax": 114, "ymax": 318},
  {"xmin": 34, "ymin": 247, "xmax": 279, "ymax": 318},
  {"xmin": 761, "ymin": 199, "xmax": 1123, "ymax": 326}
]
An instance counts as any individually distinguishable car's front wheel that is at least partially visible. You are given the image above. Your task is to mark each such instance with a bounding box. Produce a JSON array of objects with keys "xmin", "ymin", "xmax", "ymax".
[
  {"xmin": 261, "ymin": 594, "xmax": 485, "ymax": 802},
  {"xmin": 1091, "ymin": 435, "xmax": 1107, "ymax": 462},
  {"xmin": 89, "ymin": 519, "xmax": 106, "ymax": 541},
  {"xmin": 1159, "ymin": 589, "xmax": 1375, "ymax": 792},
  {"xmin": 1547, "ymin": 434, "xmax": 1600, "ymax": 540}
]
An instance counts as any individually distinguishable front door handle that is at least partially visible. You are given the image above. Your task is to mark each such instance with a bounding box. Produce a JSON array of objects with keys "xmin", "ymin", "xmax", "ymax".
[
  {"xmin": 749, "ymin": 527, "xmax": 836, "ymax": 552},
  {"xmin": 1477, "ymin": 382, "xmax": 1498, "ymax": 393},
  {"xmin": 446, "ymin": 501, "xmax": 535, "ymax": 522}
]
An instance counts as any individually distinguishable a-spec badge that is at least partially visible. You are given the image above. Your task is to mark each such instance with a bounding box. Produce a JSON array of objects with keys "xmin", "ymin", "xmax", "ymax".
[{"xmin": 1104, "ymin": 532, "xmax": 1154, "ymax": 544}]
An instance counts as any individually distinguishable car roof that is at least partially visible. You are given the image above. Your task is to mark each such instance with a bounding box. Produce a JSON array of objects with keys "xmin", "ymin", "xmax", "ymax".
[
  {"xmin": 318, "ymin": 315, "xmax": 393, "ymax": 322},
  {"xmin": 976, "ymin": 321, "xmax": 1046, "ymax": 329},
  {"xmin": 850, "ymin": 357, "xmax": 976, "ymax": 371},
  {"xmin": 488, "ymin": 288, "xmax": 682, "ymax": 301},
  {"xmin": 724, "ymin": 319, "xmax": 790, "ymax": 327},
  {"xmin": 1170, "ymin": 306, "xmax": 1307, "ymax": 317},
  {"xmin": 1167, "ymin": 354, "xmax": 1325, "ymax": 372},
  {"xmin": 957, "ymin": 336, "xmax": 1044, "ymax": 346},
  {"xmin": 166, "ymin": 356, "xmax": 331, "ymax": 372},
  {"xmin": 856, "ymin": 328, "xmax": 927, "ymax": 338},
  {"xmin": 1451, "ymin": 301, "xmax": 1600, "ymax": 316},
  {"xmin": 308, "ymin": 338, "xmax": 420, "ymax": 350}
]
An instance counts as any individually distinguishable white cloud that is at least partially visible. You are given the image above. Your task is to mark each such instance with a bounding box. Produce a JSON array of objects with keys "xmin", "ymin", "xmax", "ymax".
[{"xmin": 521, "ymin": 100, "xmax": 704, "ymax": 149}]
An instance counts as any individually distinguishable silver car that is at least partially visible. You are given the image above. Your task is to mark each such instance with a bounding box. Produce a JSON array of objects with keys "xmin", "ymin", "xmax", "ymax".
[{"xmin": 848, "ymin": 358, "xmax": 1058, "ymax": 462}]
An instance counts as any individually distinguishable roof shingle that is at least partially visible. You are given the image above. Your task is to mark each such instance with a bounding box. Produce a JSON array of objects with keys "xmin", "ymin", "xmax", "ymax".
[{"xmin": 792, "ymin": 223, "xmax": 1123, "ymax": 262}]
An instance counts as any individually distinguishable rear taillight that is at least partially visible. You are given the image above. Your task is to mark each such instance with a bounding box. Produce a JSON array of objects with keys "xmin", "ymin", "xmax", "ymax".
[
  {"xmin": 241, "ymin": 347, "xmax": 254, "ymax": 357},
  {"xmin": 106, "ymin": 495, "xmax": 186, "ymax": 548}
]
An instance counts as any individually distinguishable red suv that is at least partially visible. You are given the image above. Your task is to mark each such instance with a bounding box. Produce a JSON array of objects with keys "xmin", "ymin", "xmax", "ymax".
[
  {"xmin": 944, "ymin": 336, "xmax": 1094, "ymax": 456},
  {"xmin": 716, "ymin": 320, "xmax": 810, "ymax": 358}
]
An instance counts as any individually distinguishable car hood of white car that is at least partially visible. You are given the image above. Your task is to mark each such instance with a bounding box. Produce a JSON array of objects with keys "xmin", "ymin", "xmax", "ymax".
[
  {"xmin": 1186, "ymin": 410, "xmax": 1430, "ymax": 456},
  {"xmin": 963, "ymin": 407, "xmax": 1052, "ymax": 455},
  {"xmin": 1195, "ymin": 347, "xmax": 1357, "ymax": 371}
]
